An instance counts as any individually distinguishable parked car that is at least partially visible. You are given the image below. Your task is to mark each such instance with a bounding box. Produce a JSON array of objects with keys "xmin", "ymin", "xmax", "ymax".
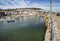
[{"xmin": 57, "ymin": 12, "xmax": 60, "ymax": 16}]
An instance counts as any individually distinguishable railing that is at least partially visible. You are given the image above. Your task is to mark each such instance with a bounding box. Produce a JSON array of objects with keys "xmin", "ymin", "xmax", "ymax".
[{"xmin": 50, "ymin": 17, "xmax": 57, "ymax": 41}]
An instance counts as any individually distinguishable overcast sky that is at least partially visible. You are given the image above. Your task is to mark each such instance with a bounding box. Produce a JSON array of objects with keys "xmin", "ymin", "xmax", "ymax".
[{"xmin": 0, "ymin": 0, "xmax": 60, "ymax": 12}]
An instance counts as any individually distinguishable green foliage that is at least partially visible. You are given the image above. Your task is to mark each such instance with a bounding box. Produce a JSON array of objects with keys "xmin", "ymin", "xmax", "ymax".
[{"xmin": 0, "ymin": 8, "xmax": 43, "ymax": 11}]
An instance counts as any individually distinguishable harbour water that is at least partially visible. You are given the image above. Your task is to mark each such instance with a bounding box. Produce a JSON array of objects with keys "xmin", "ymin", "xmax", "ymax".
[{"xmin": 0, "ymin": 15, "xmax": 46, "ymax": 41}]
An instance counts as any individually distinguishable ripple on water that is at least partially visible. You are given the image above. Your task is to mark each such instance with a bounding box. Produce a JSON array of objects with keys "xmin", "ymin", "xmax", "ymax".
[{"xmin": 0, "ymin": 16, "xmax": 46, "ymax": 41}]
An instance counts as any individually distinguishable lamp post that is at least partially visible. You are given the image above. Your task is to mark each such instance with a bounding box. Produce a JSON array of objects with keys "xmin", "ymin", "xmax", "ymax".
[
  {"xmin": 49, "ymin": 0, "xmax": 52, "ymax": 16},
  {"xmin": 50, "ymin": 0, "xmax": 52, "ymax": 12}
]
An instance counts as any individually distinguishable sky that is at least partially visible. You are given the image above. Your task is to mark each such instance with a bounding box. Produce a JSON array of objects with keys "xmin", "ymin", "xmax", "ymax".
[{"xmin": 0, "ymin": 0, "xmax": 60, "ymax": 12}]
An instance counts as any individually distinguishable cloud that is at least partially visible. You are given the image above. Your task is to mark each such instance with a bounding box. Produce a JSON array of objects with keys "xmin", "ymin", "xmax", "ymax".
[
  {"xmin": 53, "ymin": 2, "xmax": 60, "ymax": 7},
  {"xmin": 0, "ymin": 2, "xmax": 5, "ymax": 6},
  {"xmin": 0, "ymin": 0, "xmax": 60, "ymax": 12},
  {"xmin": 0, "ymin": 0, "xmax": 13, "ymax": 6}
]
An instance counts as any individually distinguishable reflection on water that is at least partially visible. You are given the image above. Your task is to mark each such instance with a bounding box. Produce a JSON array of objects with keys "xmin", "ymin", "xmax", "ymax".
[{"xmin": 0, "ymin": 15, "xmax": 46, "ymax": 41}]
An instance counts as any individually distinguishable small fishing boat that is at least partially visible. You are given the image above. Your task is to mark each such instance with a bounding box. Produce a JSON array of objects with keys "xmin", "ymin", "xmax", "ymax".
[{"xmin": 6, "ymin": 20, "xmax": 14, "ymax": 23}]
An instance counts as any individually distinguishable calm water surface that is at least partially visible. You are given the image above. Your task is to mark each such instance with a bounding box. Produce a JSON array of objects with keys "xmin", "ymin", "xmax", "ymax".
[{"xmin": 0, "ymin": 16, "xmax": 46, "ymax": 41}]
